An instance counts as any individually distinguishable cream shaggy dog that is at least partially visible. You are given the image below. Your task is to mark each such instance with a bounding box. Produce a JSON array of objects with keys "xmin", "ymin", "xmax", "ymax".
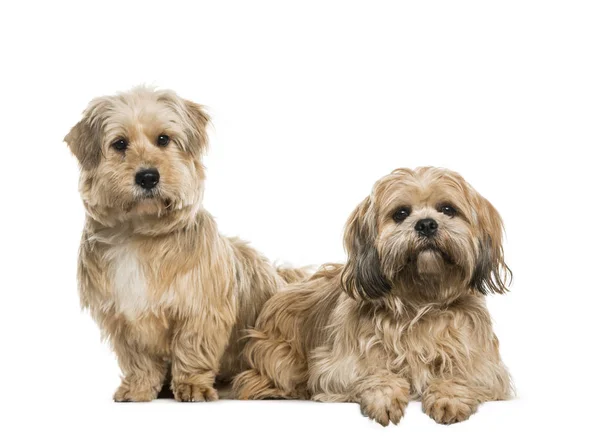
[
  {"xmin": 64, "ymin": 86, "xmax": 306, "ymax": 402},
  {"xmin": 234, "ymin": 167, "xmax": 512, "ymax": 425}
]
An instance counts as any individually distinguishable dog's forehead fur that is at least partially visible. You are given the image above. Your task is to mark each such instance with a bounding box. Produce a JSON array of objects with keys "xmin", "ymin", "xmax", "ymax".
[
  {"xmin": 372, "ymin": 167, "xmax": 477, "ymax": 225},
  {"xmin": 91, "ymin": 87, "xmax": 191, "ymax": 147}
]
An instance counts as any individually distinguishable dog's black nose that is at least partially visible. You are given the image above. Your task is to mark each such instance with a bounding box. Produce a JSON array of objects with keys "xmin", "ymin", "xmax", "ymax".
[
  {"xmin": 415, "ymin": 218, "xmax": 438, "ymax": 237},
  {"xmin": 135, "ymin": 168, "xmax": 160, "ymax": 190}
]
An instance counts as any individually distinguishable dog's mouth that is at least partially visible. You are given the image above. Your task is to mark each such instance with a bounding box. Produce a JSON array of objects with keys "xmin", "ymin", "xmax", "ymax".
[
  {"xmin": 127, "ymin": 189, "xmax": 178, "ymax": 216},
  {"xmin": 134, "ymin": 188, "xmax": 172, "ymax": 206},
  {"xmin": 406, "ymin": 242, "xmax": 455, "ymax": 266},
  {"xmin": 419, "ymin": 244, "xmax": 455, "ymax": 265},
  {"xmin": 138, "ymin": 188, "xmax": 161, "ymax": 200}
]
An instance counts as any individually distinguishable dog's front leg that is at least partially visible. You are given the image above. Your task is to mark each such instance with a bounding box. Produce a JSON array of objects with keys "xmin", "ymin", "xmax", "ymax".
[
  {"xmin": 112, "ymin": 338, "xmax": 168, "ymax": 402},
  {"xmin": 170, "ymin": 315, "xmax": 231, "ymax": 402}
]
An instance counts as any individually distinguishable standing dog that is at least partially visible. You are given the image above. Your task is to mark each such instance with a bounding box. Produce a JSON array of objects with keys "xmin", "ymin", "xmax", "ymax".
[
  {"xmin": 234, "ymin": 167, "xmax": 512, "ymax": 425},
  {"xmin": 65, "ymin": 86, "xmax": 306, "ymax": 402}
]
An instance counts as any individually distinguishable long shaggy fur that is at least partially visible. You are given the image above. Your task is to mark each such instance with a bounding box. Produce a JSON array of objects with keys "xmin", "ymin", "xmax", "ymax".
[
  {"xmin": 65, "ymin": 86, "xmax": 307, "ymax": 402},
  {"xmin": 233, "ymin": 167, "xmax": 513, "ymax": 425}
]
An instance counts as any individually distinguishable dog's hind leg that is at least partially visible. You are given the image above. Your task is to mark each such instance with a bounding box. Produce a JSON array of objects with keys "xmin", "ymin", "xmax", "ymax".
[
  {"xmin": 232, "ymin": 331, "xmax": 309, "ymax": 400},
  {"xmin": 233, "ymin": 369, "xmax": 304, "ymax": 400}
]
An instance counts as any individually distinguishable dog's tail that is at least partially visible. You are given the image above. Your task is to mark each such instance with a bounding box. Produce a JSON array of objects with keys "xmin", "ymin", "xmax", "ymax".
[{"xmin": 276, "ymin": 265, "xmax": 312, "ymax": 284}]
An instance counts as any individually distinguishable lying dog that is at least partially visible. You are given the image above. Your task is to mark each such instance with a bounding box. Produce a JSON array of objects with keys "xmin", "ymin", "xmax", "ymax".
[{"xmin": 234, "ymin": 167, "xmax": 512, "ymax": 425}]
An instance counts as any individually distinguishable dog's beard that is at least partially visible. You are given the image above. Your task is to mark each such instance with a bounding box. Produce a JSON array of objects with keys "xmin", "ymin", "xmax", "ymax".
[
  {"xmin": 90, "ymin": 183, "xmax": 198, "ymax": 226},
  {"xmin": 382, "ymin": 234, "xmax": 468, "ymax": 290},
  {"xmin": 388, "ymin": 238, "xmax": 455, "ymax": 271},
  {"xmin": 382, "ymin": 240, "xmax": 468, "ymax": 303}
]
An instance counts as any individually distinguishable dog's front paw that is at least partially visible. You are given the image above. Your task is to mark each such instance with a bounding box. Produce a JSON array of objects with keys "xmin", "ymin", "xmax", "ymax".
[
  {"xmin": 359, "ymin": 386, "xmax": 408, "ymax": 426},
  {"xmin": 422, "ymin": 393, "xmax": 478, "ymax": 425},
  {"xmin": 172, "ymin": 382, "xmax": 219, "ymax": 402},
  {"xmin": 113, "ymin": 381, "xmax": 159, "ymax": 402}
]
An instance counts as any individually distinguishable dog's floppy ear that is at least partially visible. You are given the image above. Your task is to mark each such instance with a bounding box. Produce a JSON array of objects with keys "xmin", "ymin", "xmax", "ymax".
[
  {"xmin": 64, "ymin": 98, "xmax": 109, "ymax": 170},
  {"xmin": 341, "ymin": 196, "xmax": 391, "ymax": 301},
  {"xmin": 183, "ymin": 99, "xmax": 210, "ymax": 155},
  {"xmin": 470, "ymin": 194, "xmax": 512, "ymax": 294}
]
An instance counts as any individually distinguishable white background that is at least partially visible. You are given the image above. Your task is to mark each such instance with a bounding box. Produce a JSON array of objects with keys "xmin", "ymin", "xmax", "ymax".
[{"xmin": 1, "ymin": 1, "xmax": 598, "ymax": 440}]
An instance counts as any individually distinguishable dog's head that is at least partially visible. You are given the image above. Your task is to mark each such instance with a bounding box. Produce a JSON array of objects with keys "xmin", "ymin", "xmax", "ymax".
[
  {"xmin": 341, "ymin": 167, "xmax": 511, "ymax": 302},
  {"xmin": 64, "ymin": 86, "xmax": 209, "ymax": 229}
]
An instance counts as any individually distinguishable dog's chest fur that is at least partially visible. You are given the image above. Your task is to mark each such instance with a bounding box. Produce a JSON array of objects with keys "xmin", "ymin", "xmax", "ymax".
[{"xmin": 107, "ymin": 243, "xmax": 150, "ymax": 320}]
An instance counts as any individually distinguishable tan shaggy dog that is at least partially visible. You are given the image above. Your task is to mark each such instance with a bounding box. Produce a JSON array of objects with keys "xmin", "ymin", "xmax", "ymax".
[
  {"xmin": 233, "ymin": 167, "xmax": 513, "ymax": 425},
  {"xmin": 64, "ymin": 86, "xmax": 306, "ymax": 402}
]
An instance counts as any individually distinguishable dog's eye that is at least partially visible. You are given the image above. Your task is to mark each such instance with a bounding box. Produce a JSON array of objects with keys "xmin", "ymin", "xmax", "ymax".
[
  {"xmin": 392, "ymin": 206, "xmax": 411, "ymax": 223},
  {"xmin": 157, "ymin": 134, "xmax": 170, "ymax": 147},
  {"xmin": 112, "ymin": 139, "xmax": 128, "ymax": 151},
  {"xmin": 439, "ymin": 204, "xmax": 457, "ymax": 217}
]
